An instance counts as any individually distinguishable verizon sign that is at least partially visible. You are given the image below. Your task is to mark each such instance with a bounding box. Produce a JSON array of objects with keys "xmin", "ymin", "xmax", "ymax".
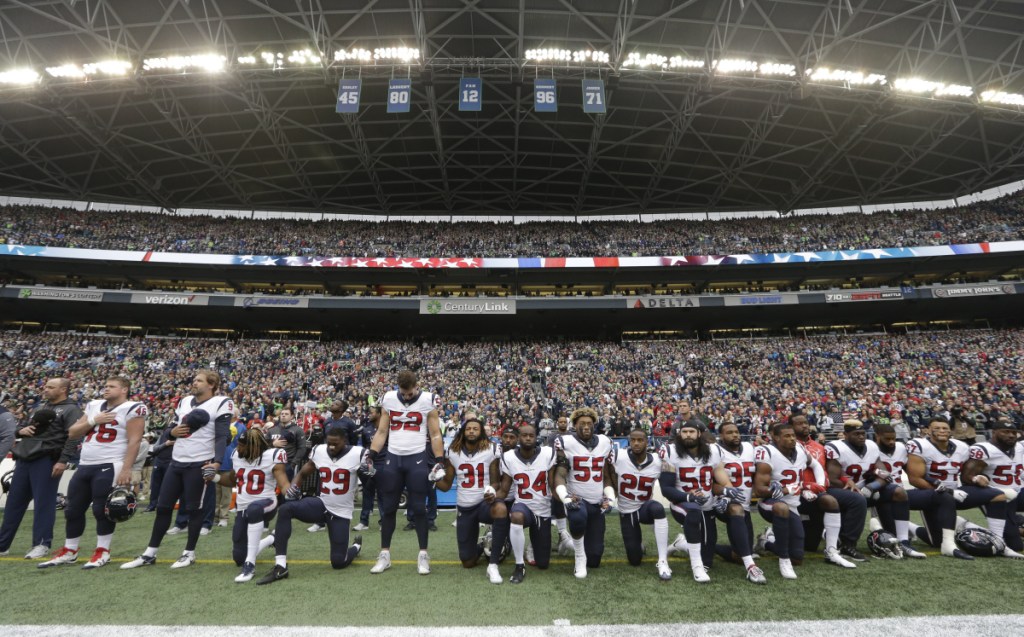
[{"xmin": 130, "ymin": 292, "xmax": 210, "ymax": 306}]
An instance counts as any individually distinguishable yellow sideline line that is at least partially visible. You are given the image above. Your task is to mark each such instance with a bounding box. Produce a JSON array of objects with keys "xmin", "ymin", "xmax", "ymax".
[{"xmin": 0, "ymin": 551, "xmax": 944, "ymax": 566}]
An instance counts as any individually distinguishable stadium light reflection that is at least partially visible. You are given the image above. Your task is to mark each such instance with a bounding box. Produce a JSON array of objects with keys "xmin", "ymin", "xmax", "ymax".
[
  {"xmin": 981, "ymin": 90, "xmax": 1024, "ymax": 106},
  {"xmin": 143, "ymin": 55, "xmax": 224, "ymax": 72},
  {"xmin": 525, "ymin": 49, "xmax": 609, "ymax": 64},
  {"xmin": 0, "ymin": 68, "xmax": 40, "ymax": 85},
  {"xmin": 807, "ymin": 67, "xmax": 887, "ymax": 86}
]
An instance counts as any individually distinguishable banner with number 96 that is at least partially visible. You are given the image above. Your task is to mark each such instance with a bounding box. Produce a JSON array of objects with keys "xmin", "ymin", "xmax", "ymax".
[{"xmin": 535, "ymin": 78, "xmax": 557, "ymax": 113}]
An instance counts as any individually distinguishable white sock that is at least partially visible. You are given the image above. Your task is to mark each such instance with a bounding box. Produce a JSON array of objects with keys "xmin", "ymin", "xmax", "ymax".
[
  {"xmin": 573, "ymin": 536, "xmax": 586, "ymax": 558},
  {"xmin": 275, "ymin": 554, "xmax": 287, "ymax": 567},
  {"xmin": 741, "ymin": 555, "xmax": 755, "ymax": 568},
  {"xmin": 143, "ymin": 546, "xmax": 158, "ymax": 558},
  {"xmin": 895, "ymin": 519, "xmax": 910, "ymax": 542},
  {"xmin": 95, "ymin": 534, "xmax": 112, "ymax": 551},
  {"xmin": 908, "ymin": 521, "xmax": 921, "ymax": 535},
  {"xmin": 246, "ymin": 522, "xmax": 264, "ymax": 563},
  {"xmin": 554, "ymin": 518, "xmax": 566, "ymax": 533},
  {"xmin": 824, "ymin": 512, "xmax": 841, "ymax": 550},
  {"xmin": 65, "ymin": 536, "xmax": 81, "ymax": 551},
  {"xmin": 940, "ymin": 528, "xmax": 957, "ymax": 554},
  {"xmin": 510, "ymin": 524, "xmax": 525, "ymax": 564},
  {"xmin": 686, "ymin": 542, "xmax": 704, "ymax": 570},
  {"xmin": 987, "ymin": 517, "xmax": 1006, "ymax": 539},
  {"xmin": 653, "ymin": 518, "xmax": 669, "ymax": 563},
  {"xmin": 182, "ymin": 550, "xmax": 195, "ymax": 559},
  {"xmin": 258, "ymin": 533, "xmax": 276, "ymax": 554}
]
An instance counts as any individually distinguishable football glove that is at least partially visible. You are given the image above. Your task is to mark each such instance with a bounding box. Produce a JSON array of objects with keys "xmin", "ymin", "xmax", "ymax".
[
  {"xmin": 722, "ymin": 487, "xmax": 746, "ymax": 504},
  {"xmin": 687, "ymin": 490, "xmax": 710, "ymax": 506},
  {"xmin": 565, "ymin": 496, "xmax": 581, "ymax": 511},
  {"xmin": 601, "ymin": 496, "xmax": 616, "ymax": 514},
  {"xmin": 769, "ymin": 481, "xmax": 785, "ymax": 500},
  {"xmin": 711, "ymin": 496, "xmax": 730, "ymax": 515},
  {"xmin": 875, "ymin": 469, "xmax": 892, "ymax": 482},
  {"xmin": 201, "ymin": 466, "xmax": 217, "ymax": 481},
  {"xmin": 934, "ymin": 483, "xmax": 951, "ymax": 494},
  {"xmin": 285, "ymin": 484, "xmax": 302, "ymax": 501},
  {"xmin": 359, "ymin": 456, "xmax": 376, "ymax": 477},
  {"xmin": 428, "ymin": 462, "xmax": 446, "ymax": 482},
  {"xmin": 483, "ymin": 485, "xmax": 496, "ymax": 500},
  {"xmin": 800, "ymin": 489, "xmax": 819, "ymax": 502},
  {"xmin": 953, "ymin": 489, "xmax": 968, "ymax": 503}
]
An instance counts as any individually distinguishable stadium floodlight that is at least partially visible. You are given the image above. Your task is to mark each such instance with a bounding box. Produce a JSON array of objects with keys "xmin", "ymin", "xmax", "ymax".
[
  {"xmin": 287, "ymin": 49, "xmax": 322, "ymax": 65},
  {"xmin": 894, "ymin": 77, "xmax": 973, "ymax": 98},
  {"xmin": 143, "ymin": 54, "xmax": 225, "ymax": 73},
  {"xmin": 45, "ymin": 64, "xmax": 86, "ymax": 78},
  {"xmin": 807, "ymin": 67, "xmax": 886, "ymax": 86},
  {"xmin": 373, "ymin": 47, "xmax": 420, "ymax": 62},
  {"xmin": 334, "ymin": 48, "xmax": 373, "ymax": 62},
  {"xmin": 981, "ymin": 90, "xmax": 1024, "ymax": 106},
  {"xmin": 621, "ymin": 52, "xmax": 669, "ymax": 69},
  {"xmin": 82, "ymin": 60, "xmax": 133, "ymax": 76},
  {"xmin": 758, "ymin": 62, "xmax": 797, "ymax": 77},
  {"xmin": 0, "ymin": 68, "xmax": 40, "ymax": 85},
  {"xmin": 237, "ymin": 55, "xmax": 257, "ymax": 64},
  {"xmin": 668, "ymin": 56, "xmax": 704, "ymax": 70},
  {"xmin": 524, "ymin": 48, "xmax": 606, "ymax": 63},
  {"xmin": 714, "ymin": 58, "xmax": 758, "ymax": 74}
]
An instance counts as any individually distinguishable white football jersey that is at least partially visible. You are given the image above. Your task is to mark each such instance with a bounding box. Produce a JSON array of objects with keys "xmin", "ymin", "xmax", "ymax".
[
  {"xmin": 659, "ymin": 443, "xmax": 723, "ymax": 513},
  {"xmin": 554, "ymin": 434, "xmax": 615, "ymax": 505},
  {"xmin": 79, "ymin": 399, "xmax": 148, "ymax": 466},
  {"xmin": 969, "ymin": 441, "xmax": 1024, "ymax": 492},
  {"xmin": 447, "ymin": 442, "xmax": 500, "ymax": 507},
  {"xmin": 379, "ymin": 390, "xmax": 437, "ymax": 456},
  {"xmin": 611, "ymin": 448, "xmax": 660, "ymax": 515},
  {"xmin": 824, "ymin": 440, "xmax": 881, "ymax": 488},
  {"xmin": 233, "ymin": 448, "xmax": 287, "ymax": 510},
  {"xmin": 172, "ymin": 395, "xmax": 235, "ymax": 463},
  {"xmin": 717, "ymin": 442, "xmax": 756, "ymax": 511},
  {"xmin": 878, "ymin": 442, "xmax": 909, "ymax": 485},
  {"xmin": 310, "ymin": 443, "xmax": 365, "ymax": 519},
  {"xmin": 906, "ymin": 438, "xmax": 970, "ymax": 489},
  {"xmin": 754, "ymin": 444, "xmax": 812, "ymax": 508},
  {"xmin": 501, "ymin": 447, "xmax": 555, "ymax": 517}
]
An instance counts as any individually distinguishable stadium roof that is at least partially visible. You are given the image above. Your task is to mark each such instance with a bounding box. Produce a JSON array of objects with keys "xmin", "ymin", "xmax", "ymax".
[{"xmin": 1, "ymin": 0, "xmax": 1024, "ymax": 217}]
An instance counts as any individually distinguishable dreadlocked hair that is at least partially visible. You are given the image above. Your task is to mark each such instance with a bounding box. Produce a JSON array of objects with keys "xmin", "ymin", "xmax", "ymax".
[
  {"xmin": 450, "ymin": 417, "xmax": 484, "ymax": 454},
  {"xmin": 241, "ymin": 428, "xmax": 270, "ymax": 463}
]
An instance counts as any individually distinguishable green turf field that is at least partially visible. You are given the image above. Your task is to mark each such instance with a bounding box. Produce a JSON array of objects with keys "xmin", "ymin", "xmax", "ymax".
[{"xmin": 0, "ymin": 507, "xmax": 1021, "ymax": 626}]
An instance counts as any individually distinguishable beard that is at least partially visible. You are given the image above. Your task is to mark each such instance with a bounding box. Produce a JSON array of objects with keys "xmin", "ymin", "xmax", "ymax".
[{"xmin": 680, "ymin": 438, "xmax": 699, "ymax": 449}]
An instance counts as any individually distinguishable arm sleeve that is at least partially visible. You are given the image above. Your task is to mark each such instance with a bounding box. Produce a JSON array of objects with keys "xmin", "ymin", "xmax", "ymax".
[
  {"xmin": 659, "ymin": 470, "xmax": 688, "ymax": 504},
  {"xmin": 213, "ymin": 414, "xmax": 232, "ymax": 464},
  {"xmin": 0, "ymin": 412, "xmax": 16, "ymax": 460},
  {"xmin": 59, "ymin": 405, "xmax": 85, "ymax": 464}
]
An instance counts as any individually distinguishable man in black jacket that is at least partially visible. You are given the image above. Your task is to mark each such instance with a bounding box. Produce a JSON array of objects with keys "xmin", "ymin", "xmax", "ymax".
[
  {"xmin": 266, "ymin": 408, "xmax": 308, "ymax": 480},
  {"xmin": 0, "ymin": 378, "xmax": 84, "ymax": 559}
]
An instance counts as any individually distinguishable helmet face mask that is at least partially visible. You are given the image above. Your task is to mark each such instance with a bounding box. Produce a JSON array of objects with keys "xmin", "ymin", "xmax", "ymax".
[
  {"xmin": 867, "ymin": 530, "xmax": 902, "ymax": 559},
  {"xmin": 104, "ymin": 487, "xmax": 138, "ymax": 523}
]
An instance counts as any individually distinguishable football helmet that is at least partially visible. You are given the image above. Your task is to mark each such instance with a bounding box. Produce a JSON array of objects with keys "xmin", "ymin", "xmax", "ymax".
[
  {"xmin": 866, "ymin": 530, "xmax": 902, "ymax": 559},
  {"xmin": 1, "ymin": 470, "xmax": 12, "ymax": 494},
  {"xmin": 955, "ymin": 527, "xmax": 1006, "ymax": 557},
  {"xmin": 104, "ymin": 487, "xmax": 138, "ymax": 523},
  {"xmin": 55, "ymin": 492, "xmax": 68, "ymax": 510}
]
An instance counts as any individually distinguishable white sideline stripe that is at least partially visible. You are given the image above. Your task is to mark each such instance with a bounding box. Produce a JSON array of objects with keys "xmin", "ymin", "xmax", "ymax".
[{"xmin": 7, "ymin": 616, "xmax": 1024, "ymax": 637}]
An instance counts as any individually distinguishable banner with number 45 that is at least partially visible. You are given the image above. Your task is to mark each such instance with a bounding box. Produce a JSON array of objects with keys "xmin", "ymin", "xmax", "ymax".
[{"xmin": 336, "ymin": 79, "xmax": 361, "ymax": 114}]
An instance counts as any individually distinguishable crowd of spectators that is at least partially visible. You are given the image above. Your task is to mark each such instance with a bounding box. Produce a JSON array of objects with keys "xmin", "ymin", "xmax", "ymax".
[
  {"xmin": 2, "ymin": 191, "xmax": 1023, "ymax": 257},
  {"xmin": 2, "ymin": 329, "xmax": 1020, "ymax": 445}
]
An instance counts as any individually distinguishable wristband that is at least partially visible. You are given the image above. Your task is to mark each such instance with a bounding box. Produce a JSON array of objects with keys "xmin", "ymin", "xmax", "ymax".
[
  {"xmin": 211, "ymin": 474, "xmax": 221, "ymax": 484},
  {"xmin": 555, "ymin": 484, "xmax": 570, "ymax": 503},
  {"xmin": 87, "ymin": 415, "xmax": 97, "ymax": 427},
  {"xmin": 434, "ymin": 456, "xmax": 445, "ymax": 465},
  {"xmin": 603, "ymin": 486, "xmax": 616, "ymax": 501}
]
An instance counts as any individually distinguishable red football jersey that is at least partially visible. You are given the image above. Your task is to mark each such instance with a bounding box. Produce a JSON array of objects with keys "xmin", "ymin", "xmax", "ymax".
[{"xmin": 798, "ymin": 438, "xmax": 830, "ymax": 488}]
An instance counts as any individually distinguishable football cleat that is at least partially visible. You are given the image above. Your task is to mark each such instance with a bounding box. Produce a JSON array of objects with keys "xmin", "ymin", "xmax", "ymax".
[
  {"xmin": 746, "ymin": 564, "xmax": 767, "ymax": 585},
  {"xmin": 307, "ymin": 524, "xmax": 324, "ymax": 533},
  {"xmin": 120, "ymin": 554, "xmax": 157, "ymax": 569},
  {"xmin": 778, "ymin": 559, "xmax": 798, "ymax": 580},
  {"xmin": 165, "ymin": 526, "xmax": 184, "ymax": 536},
  {"xmin": 573, "ymin": 554, "xmax": 587, "ymax": 579},
  {"xmin": 256, "ymin": 565, "xmax": 289, "ymax": 585},
  {"xmin": 170, "ymin": 553, "xmax": 196, "ymax": 569},
  {"xmin": 525, "ymin": 543, "xmax": 536, "ymax": 566},
  {"xmin": 656, "ymin": 560, "xmax": 672, "ymax": 581},
  {"xmin": 941, "ymin": 547, "xmax": 974, "ymax": 561},
  {"xmin": 1003, "ymin": 547, "xmax": 1024, "ymax": 560},
  {"xmin": 81, "ymin": 548, "xmax": 110, "ymax": 570},
  {"xmin": 370, "ymin": 551, "xmax": 391, "ymax": 574},
  {"xmin": 486, "ymin": 563, "xmax": 502, "ymax": 585},
  {"xmin": 825, "ymin": 546, "xmax": 857, "ymax": 568},
  {"xmin": 753, "ymin": 528, "xmax": 773, "ymax": 555},
  {"xmin": 667, "ymin": 533, "xmax": 688, "ymax": 557},
  {"xmin": 235, "ymin": 561, "xmax": 256, "ymax": 583},
  {"xmin": 692, "ymin": 565, "xmax": 711, "ymax": 583},
  {"xmin": 417, "ymin": 551, "xmax": 431, "ymax": 575},
  {"xmin": 199, "ymin": 527, "xmax": 211, "ymax": 536},
  {"xmin": 353, "ymin": 522, "xmax": 370, "ymax": 531},
  {"xmin": 37, "ymin": 547, "xmax": 78, "ymax": 568},
  {"xmin": 25, "ymin": 545, "xmax": 50, "ymax": 559},
  {"xmin": 510, "ymin": 564, "xmax": 526, "ymax": 584},
  {"xmin": 899, "ymin": 540, "xmax": 926, "ymax": 559},
  {"xmin": 838, "ymin": 543, "xmax": 868, "ymax": 562}
]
